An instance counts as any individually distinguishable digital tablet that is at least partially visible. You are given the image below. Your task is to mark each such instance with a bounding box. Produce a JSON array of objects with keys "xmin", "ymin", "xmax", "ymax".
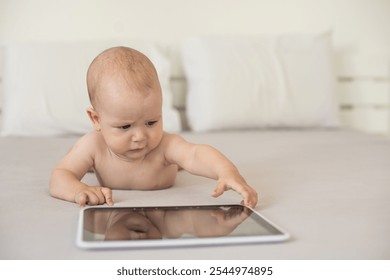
[{"xmin": 76, "ymin": 204, "xmax": 289, "ymax": 249}]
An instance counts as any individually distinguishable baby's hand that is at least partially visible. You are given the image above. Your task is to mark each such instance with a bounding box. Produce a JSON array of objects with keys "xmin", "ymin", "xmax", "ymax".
[
  {"xmin": 75, "ymin": 186, "xmax": 113, "ymax": 207},
  {"xmin": 212, "ymin": 171, "xmax": 258, "ymax": 208}
]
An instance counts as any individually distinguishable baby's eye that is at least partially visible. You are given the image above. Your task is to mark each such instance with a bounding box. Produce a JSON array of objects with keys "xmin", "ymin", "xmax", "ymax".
[
  {"xmin": 145, "ymin": 121, "xmax": 158, "ymax": 127},
  {"xmin": 120, "ymin": 124, "xmax": 131, "ymax": 130}
]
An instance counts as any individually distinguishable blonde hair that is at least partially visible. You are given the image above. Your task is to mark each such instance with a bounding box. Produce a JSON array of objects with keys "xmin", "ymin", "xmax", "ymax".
[{"xmin": 86, "ymin": 46, "xmax": 159, "ymax": 108}]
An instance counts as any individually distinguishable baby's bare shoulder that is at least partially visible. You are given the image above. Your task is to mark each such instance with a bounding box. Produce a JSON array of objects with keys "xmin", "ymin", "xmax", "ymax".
[
  {"xmin": 54, "ymin": 131, "xmax": 100, "ymax": 172},
  {"xmin": 160, "ymin": 132, "xmax": 187, "ymax": 147},
  {"xmin": 161, "ymin": 132, "xmax": 195, "ymax": 163},
  {"xmin": 69, "ymin": 131, "xmax": 102, "ymax": 155},
  {"xmin": 73, "ymin": 131, "xmax": 95, "ymax": 146}
]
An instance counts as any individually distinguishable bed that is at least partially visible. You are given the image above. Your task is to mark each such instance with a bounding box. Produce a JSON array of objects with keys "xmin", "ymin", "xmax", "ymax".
[{"xmin": 1, "ymin": 34, "xmax": 390, "ymax": 259}]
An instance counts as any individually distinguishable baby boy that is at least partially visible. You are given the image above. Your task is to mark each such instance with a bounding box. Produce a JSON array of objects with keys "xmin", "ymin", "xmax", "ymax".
[{"xmin": 49, "ymin": 47, "xmax": 258, "ymax": 208}]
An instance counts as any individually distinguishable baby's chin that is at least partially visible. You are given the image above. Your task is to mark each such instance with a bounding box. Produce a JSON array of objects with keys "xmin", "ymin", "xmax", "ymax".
[
  {"xmin": 122, "ymin": 151, "xmax": 148, "ymax": 162},
  {"xmin": 110, "ymin": 149, "xmax": 148, "ymax": 162}
]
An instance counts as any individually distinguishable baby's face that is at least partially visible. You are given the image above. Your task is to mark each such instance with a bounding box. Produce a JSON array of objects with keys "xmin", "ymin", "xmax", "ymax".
[
  {"xmin": 95, "ymin": 77, "xmax": 163, "ymax": 161},
  {"xmin": 105, "ymin": 211, "xmax": 162, "ymax": 240}
]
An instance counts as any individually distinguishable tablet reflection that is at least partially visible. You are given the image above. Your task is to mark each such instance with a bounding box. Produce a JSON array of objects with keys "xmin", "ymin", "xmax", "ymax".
[{"xmin": 83, "ymin": 205, "xmax": 251, "ymax": 241}]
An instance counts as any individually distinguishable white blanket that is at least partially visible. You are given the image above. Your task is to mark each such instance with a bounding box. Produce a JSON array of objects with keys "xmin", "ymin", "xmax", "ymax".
[{"xmin": 0, "ymin": 129, "xmax": 389, "ymax": 259}]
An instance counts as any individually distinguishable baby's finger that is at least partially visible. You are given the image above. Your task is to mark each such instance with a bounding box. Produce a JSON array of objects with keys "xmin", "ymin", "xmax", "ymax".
[
  {"xmin": 92, "ymin": 188, "xmax": 107, "ymax": 205},
  {"xmin": 241, "ymin": 198, "xmax": 254, "ymax": 209},
  {"xmin": 85, "ymin": 191, "xmax": 101, "ymax": 205},
  {"xmin": 76, "ymin": 192, "xmax": 88, "ymax": 207},
  {"xmin": 242, "ymin": 191, "xmax": 258, "ymax": 208},
  {"xmin": 212, "ymin": 181, "xmax": 228, "ymax": 197},
  {"xmin": 101, "ymin": 187, "xmax": 113, "ymax": 206}
]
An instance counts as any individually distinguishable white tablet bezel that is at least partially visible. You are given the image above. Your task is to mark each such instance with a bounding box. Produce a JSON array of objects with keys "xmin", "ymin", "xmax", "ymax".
[{"xmin": 76, "ymin": 204, "xmax": 289, "ymax": 249}]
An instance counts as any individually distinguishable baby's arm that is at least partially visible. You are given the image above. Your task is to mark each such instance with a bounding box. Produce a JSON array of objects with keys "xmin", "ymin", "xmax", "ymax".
[
  {"xmin": 49, "ymin": 133, "xmax": 113, "ymax": 206},
  {"xmin": 164, "ymin": 134, "xmax": 258, "ymax": 208}
]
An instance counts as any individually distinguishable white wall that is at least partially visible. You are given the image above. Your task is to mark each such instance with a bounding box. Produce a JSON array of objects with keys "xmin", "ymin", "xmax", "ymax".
[{"xmin": 0, "ymin": 0, "xmax": 390, "ymax": 56}]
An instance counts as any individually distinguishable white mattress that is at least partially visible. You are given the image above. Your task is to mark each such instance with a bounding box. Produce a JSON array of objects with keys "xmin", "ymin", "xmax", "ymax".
[{"xmin": 1, "ymin": 129, "xmax": 389, "ymax": 259}]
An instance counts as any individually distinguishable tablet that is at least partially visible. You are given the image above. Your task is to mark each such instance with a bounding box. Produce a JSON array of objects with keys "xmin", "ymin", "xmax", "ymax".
[{"xmin": 76, "ymin": 204, "xmax": 289, "ymax": 249}]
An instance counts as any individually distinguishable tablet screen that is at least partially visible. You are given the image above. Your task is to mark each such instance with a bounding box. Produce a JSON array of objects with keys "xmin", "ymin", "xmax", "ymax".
[{"xmin": 78, "ymin": 204, "xmax": 288, "ymax": 248}]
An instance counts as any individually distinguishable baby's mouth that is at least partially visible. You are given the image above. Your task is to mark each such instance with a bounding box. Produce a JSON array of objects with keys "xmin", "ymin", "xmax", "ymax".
[{"xmin": 130, "ymin": 147, "xmax": 145, "ymax": 152}]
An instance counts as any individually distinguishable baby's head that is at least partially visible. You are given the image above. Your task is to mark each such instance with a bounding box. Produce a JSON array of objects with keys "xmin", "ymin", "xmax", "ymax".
[
  {"xmin": 86, "ymin": 47, "xmax": 164, "ymax": 161},
  {"xmin": 87, "ymin": 46, "xmax": 161, "ymax": 111},
  {"xmin": 104, "ymin": 211, "xmax": 162, "ymax": 241}
]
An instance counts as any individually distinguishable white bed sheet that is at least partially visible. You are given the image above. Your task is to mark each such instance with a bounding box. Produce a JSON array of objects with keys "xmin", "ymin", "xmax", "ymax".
[{"xmin": 0, "ymin": 129, "xmax": 389, "ymax": 259}]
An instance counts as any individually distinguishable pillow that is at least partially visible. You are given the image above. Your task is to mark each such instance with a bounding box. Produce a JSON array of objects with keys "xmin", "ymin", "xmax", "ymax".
[
  {"xmin": 181, "ymin": 32, "xmax": 340, "ymax": 131},
  {"xmin": 0, "ymin": 40, "xmax": 181, "ymax": 136}
]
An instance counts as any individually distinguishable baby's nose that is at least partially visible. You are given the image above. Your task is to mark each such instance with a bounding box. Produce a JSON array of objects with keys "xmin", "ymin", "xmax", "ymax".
[{"xmin": 131, "ymin": 128, "xmax": 146, "ymax": 142}]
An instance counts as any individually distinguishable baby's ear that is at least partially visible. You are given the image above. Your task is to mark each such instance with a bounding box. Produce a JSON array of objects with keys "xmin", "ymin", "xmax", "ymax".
[{"xmin": 86, "ymin": 107, "xmax": 101, "ymax": 131}]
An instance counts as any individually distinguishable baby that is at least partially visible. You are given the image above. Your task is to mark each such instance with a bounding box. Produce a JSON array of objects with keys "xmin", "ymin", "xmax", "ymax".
[{"xmin": 49, "ymin": 46, "xmax": 258, "ymax": 208}]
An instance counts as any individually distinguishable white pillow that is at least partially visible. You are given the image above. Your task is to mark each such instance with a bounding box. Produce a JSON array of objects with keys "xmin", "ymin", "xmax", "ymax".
[
  {"xmin": 181, "ymin": 32, "xmax": 340, "ymax": 131},
  {"xmin": 0, "ymin": 40, "xmax": 181, "ymax": 136}
]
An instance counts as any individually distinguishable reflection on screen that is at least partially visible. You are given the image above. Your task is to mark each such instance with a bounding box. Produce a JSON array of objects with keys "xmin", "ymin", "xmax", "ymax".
[{"xmin": 83, "ymin": 205, "xmax": 281, "ymax": 242}]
